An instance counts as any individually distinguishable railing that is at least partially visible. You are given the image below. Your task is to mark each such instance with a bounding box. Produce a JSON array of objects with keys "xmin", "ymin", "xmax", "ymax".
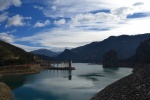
[{"xmin": 37, "ymin": 60, "xmax": 75, "ymax": 70}]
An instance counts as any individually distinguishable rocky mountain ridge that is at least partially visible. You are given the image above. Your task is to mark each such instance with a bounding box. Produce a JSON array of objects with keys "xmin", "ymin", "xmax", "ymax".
[{"xmin": 57, "ymin": 33, "xmax": 150, "ymax": 63}]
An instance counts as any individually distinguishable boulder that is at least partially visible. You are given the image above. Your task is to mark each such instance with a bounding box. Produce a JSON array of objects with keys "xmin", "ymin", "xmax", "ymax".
[
  {"xmin": 0, "ymin": 82, "xmax": 12, "ymax": 100},
  {"xmin": 103, "ymin": 49, "xmax": 119, "ymax": 67}
]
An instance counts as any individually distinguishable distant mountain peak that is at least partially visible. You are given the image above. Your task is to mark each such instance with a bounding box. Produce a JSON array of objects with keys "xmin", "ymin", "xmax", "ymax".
[{"xmin": 30, "ymin": 49, "xmax": 60, "ymax": 57}]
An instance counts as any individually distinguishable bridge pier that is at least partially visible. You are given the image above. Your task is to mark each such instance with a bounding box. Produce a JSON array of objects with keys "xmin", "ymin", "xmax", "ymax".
[{"xmin": 69, "ymin": 60, "xmax": 72, "ymax": 68}]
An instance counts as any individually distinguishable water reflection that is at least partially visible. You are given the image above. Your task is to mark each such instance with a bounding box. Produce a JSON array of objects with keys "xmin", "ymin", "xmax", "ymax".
[
  {"xmin": 44, "ymin": 70, "xmax": 72, "ymax": 80},
  {"xmin": 78, "ymin": 72, "xmax": 105, "ymax": 82},
  {"xmin": 68, "ymin": 70, "xmax": 72, "ymax": 80},
  {"xmin": 13, "ymin": 70, "xmax": 96, "ymax": 100},
  {"xmin": 15, "ymin": 70, "xmax": 72, "ymax": 87},
  {"xmin": 0, "ymin": 63, "xmax": 132, "ymax": 100},
  {"xmin": 0, "ymin": 75, "xmax": 26, "ymax": 90},
  {"xmin": 103, "ymin": 67, "xmax": 119, "ymax": 73}
]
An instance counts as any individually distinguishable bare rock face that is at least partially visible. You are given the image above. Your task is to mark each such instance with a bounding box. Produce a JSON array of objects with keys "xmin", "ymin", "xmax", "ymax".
[
  {"xmin": 0, "ymin": 82, "xmax": 12, "ymax": 100},
  {"xmin": 136, "ymin": 38, "xmax": 150, "ymax": 63},
  {"xmin": 103, "ymin": 49, "xmax": 119, "ymax": 68}
]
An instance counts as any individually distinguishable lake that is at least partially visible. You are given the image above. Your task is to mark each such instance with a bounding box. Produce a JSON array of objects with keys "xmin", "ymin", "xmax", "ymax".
[{"xmin": 0, "ymin": 63, "xmax": 132, "ymax": 100}]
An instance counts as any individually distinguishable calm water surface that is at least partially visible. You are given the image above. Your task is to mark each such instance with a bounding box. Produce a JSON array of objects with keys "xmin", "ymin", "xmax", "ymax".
[{"xmin": 0, "ymin": 63, "xmax": 132, "ymax": 100}]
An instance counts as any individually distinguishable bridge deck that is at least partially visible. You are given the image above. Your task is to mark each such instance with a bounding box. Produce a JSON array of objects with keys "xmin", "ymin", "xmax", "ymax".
[
  {"xmin": 45, "ymin": 67, "xmax": 75, "ymax": 70},
  {"xmin": 38, "ymin": 60, "xmax": 75, "ymax": 70}
]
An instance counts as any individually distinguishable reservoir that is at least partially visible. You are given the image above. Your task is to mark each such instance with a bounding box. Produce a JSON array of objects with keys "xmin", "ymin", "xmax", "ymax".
[{"xmin": 0, "ymin": 63, "xmax": 132, "ymax": 100}]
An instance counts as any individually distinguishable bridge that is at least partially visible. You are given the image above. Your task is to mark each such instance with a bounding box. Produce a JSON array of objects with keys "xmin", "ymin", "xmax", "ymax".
[{"xmin": 37, "ymin": 60, "xmax": 75, "ymax": 70}]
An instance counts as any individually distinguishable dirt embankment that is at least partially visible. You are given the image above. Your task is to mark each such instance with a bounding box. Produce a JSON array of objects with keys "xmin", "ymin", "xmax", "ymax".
[{"xmin": 0, "ymin": 64, "xmax": 41, "ymax": 75}]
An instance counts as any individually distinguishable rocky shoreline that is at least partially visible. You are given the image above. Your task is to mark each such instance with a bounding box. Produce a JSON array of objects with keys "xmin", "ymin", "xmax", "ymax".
[
  {"xmin": 0, "ymin": 64, "xmax": 41, "ymax": 100},
  {"xmin": 0, "ymin": 64, "xmax": 41, "ymax": 76},
  {"xmin": 0, "ymin": 82, "xmax": 12, "ymax": 100},
  {"xmin": 91, "ymin": 65, "xmax": 150, "ymax": 100}
]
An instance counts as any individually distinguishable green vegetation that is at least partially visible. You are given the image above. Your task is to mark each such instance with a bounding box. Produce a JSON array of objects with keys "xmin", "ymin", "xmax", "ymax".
[{"xmin": 0, "ymin": 40, "xmax": 35, "ymax": 66}]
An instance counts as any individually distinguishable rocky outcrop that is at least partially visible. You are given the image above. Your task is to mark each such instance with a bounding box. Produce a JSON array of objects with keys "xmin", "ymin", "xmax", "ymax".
[
  {"xmin": 102, "ymin": 49, "xmax": 135, "ymax": 68},
  {"xmin": 103, "ymin": 38, "xmax": 150, "ymax": 68},
  {"xmin": 0, "ymin": 82, "xmax": 12, "ymax": 100},
  {"xmin": 136, "ymin": 38, "xmax": 150, "ymax": 63},
  {"xmin": 103, "ymin": 50, "xmax": 119, "ymax": 67},
  {"xmin": 91, "ymin": 65, "xmax": 150, "ymax": 100}
]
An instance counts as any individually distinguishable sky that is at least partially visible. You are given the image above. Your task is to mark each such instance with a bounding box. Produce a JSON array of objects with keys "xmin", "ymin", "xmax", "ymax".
[{"xmin": 0, "ymin": 0, "xmax": 150, "ymax": 52}]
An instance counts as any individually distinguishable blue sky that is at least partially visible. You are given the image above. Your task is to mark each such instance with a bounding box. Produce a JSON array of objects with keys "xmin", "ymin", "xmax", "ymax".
[{"xmin": 0, "ymin": 0, "xmax": 150, "ymax": 52}]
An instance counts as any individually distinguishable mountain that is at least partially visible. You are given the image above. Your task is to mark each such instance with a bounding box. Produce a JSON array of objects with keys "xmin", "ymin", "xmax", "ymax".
[
  {"xmin": 91, "ymin": 38, "xmax": 150, "ymax": 100},
  {"xmin": 57, "ymin": 33, "xmax": 150, "ymax": 63},
  {"xmin": 56, "ymin": 49, "xmax": 83, "ymax": 62},
  {"xmin": 134, "ymin": 38, "xmax": 150, "ymax": 63},
  {"xmin": 0, "ymin": 40, "xmax": 35, "ymax": 66},
  {"xmin": 35, "ymin": 54, "xmax": 57, "ymax": 61},
  {"xmin": 30, "ymin": 49, "xmax": 60, "ymax": 57},
  {"xmin": 103, "ymin": 37, "xmax": 150, "ymax": 68}
]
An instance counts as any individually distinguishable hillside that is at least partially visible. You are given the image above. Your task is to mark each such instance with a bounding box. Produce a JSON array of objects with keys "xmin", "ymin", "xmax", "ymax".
[
  {"xmin": 103, "ymin": 37, "xmax": 150, "ymax": 68},
  {"xmin": 57, "ymin": 49, "xmax": 83, "ymax": 62},
  {"xmin": 30, "ymin": 49, "xmax": 60, "ymax": 57},
  {"xmin": 0, "ymin": 40, "xmax": 35, "ymax": 66},
  {"xmin": 57, "ymin": 33, "xmax": 150, "ymax": 63}
]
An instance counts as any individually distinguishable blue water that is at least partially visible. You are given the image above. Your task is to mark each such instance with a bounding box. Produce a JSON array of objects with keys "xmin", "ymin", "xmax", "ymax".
[{"xmin": 0, "ymin": 63, "xmax": 132, "ymax": 100}]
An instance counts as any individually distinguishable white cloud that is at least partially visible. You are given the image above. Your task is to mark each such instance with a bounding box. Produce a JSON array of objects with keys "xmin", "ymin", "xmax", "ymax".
[
  {"xmin": 40, "ymin": 0, "xmax": 150, "ymax": 18},
  {"xmin": 51, "ymin": 6, "xmax": 57, "ymax": 11},
  {"xmin": 43, "ymin": 0, "xmax": 104, "ymax": 18},
  {"xmin": 13, "ymin": 43, "xmax": 66, "ymax": 52},
  {"xmin": 33, "ymin": 0, "xmax": 150, "ymax": 30},
  {"xmin": 0, "ymin": 32, "xmax": 14, "ymax": 43},
  {"xmin": 16, "ymin": 16, "xmax": 150, "ymax": 48},
  {"xmin": 0, "ymin": 0, "xmax": 22, "ymax": 11},
  {"xmin": 133, "ymin": 2, "xmax": 144, "ymax": 6},
  {"xmin": 12, "ymin": 0, "xmax": 22, "ymax": 6},
  {"xmin": 7, "ymin": 30, "xmax": 17, "ymax": 34},
  {"xmin": 33, "ymin": 20, "xmax": 50, "ymax": 28},
  {"xmin": 5, "ymin": 14, "xmax": 31, "ymax": 28},
  {"xmin": 24, "ymin": 17, "xmax": 32, "ymax": 20},
  {"xmin": 13, "ymin": 44, "xmax": 44, "ymax": 52},
  {"xmin": 70, "ymin": 12, "xmax": 119, "ymax": 28},
  {"xmin": 110, "ymin": 5, "xmax": 148, "ymax": 19},
  {"xmin": 54, "ymin": 19, "xmax": 66, "ymax": 26},
  {"xmin": 8, "ymin": 0, "xmax": 150, "ymax": 50},
  {"xmin": 6, "ymin": 14, "xmax": 24, "ymax": 27},
  {"xmin": 0, "ymin": 12, "xmax": 8, "ymax": 23},
  {"xmin": 16, "ymin": 28, "xmax": 91, "ymax": 47},
  {"xmin": 33, "ymin": 5, "xmax": 44, "ymax": 10}
]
